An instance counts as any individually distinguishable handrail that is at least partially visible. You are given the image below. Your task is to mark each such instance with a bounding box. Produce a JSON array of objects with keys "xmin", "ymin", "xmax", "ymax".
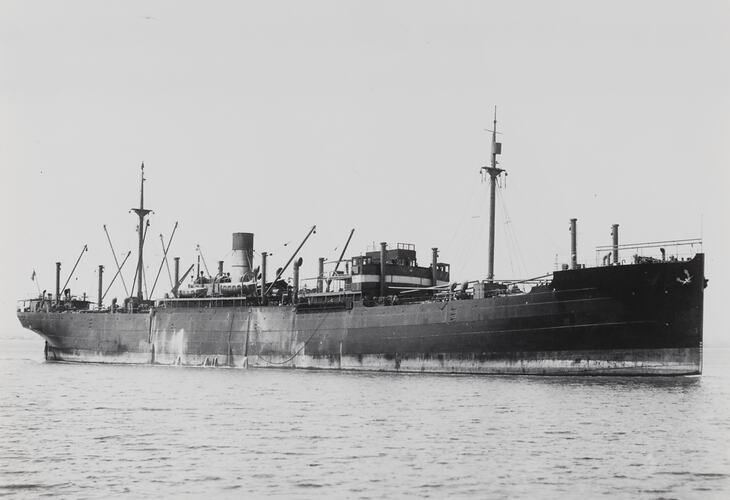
[{"xmin": 595, "ymin": 238, "xmax": 702, "ymax": 251}]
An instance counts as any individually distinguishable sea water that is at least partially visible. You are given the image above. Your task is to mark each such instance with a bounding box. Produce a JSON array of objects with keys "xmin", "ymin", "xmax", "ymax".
[{"xmin": 1, "ymin": 333, "xmax": 729, "ymax": 499}]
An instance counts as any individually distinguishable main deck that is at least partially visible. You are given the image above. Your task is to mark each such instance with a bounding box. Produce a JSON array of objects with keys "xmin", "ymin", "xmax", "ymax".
[{"xmin": 18, "ymin": 254, "xmax": 705, "ymax": 375}]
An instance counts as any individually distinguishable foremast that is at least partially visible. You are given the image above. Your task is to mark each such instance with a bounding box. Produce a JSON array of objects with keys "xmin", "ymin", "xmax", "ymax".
[
  {"xmin": 480, "ymin": 107, "xmax": 504, "ymax": 282},
  {"xmin": 131, "ymin": 163, "xmax": 151, "ymax": 301}
]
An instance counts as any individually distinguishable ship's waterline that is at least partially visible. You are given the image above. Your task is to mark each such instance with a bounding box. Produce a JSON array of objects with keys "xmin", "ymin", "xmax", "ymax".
[{"xmin": 38, "ymin": 344, "xmax": 701, "ymax": 376}]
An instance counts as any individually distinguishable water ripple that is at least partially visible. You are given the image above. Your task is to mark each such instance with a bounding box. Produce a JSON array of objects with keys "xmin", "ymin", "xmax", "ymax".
[{"xmin": 2, "ymin": 338, "xmax": 730, "ymax": 498}]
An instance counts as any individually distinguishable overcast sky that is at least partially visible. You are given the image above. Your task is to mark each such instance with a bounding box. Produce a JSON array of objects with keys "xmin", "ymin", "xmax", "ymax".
[{"xmin": 2, "ymin": 0, "xmax": 728, "ymax": 345}]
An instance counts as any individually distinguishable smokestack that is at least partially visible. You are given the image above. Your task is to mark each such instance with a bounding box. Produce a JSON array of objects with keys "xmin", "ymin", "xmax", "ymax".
[
  {"xmin": 380, "ymin": 242, "xmax": 387, "ymax": 297},
  {"xmin": 317, "ymin": 257, "xmax": 325, "ymax": 293},
  {"xmin": 570, "ymin": 218, "xmax": 577, "ymax": 270},
  {"xmin": 231, "ymin": 232, "xmax": 254, "ymax": 282},
  {"xmin": 98, "ymin": 265, "xmax": 104, "ymax": 309},
  {"xmin": 293, "ymin": 257, "xmax": 302, "ymax": 303},
  {"xmin": 217, "ymin": 260, "xmax": 224, "ymax": 277},
  {"xmin": 611, "ymin": 224, "xmax": 619, "ymax": 265},
  {"xmin": 261, "ymin": 252, "xmax": 268, "ymax": 301},
  {"xmin": 173, "ymin": 257, "xmax": 180, "ymax": 297},
  {"xmin": 55, "ymin": 262, "xmax": 61, "ymax": 305},
  {"xmin": 432, "ymin": 247, "xmax": 438, "ymax": 287}
]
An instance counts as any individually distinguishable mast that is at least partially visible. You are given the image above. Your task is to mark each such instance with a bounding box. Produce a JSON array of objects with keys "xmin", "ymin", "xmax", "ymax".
[
  {"xmin": 131, "ymin": 163, "xmax": 151, "ymax": 300},
  {"xmin": 480, "ymin": 107, "xmax": 504, "ymax": 282}
]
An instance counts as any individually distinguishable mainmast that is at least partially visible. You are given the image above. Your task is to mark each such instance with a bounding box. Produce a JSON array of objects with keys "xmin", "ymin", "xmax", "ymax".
[
  {"xmin": 131, "ymin": 163, "xmax": 151, "ymax": 300},
  {"xmin": 480, "ymin": 107, "xmax": 504, "ymax": 282}
]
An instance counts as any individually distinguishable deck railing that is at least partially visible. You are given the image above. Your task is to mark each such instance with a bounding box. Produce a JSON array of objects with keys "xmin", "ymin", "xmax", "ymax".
[{"xmin": 594, "ymin": 238, "xmax": 702, "ymax": 266}]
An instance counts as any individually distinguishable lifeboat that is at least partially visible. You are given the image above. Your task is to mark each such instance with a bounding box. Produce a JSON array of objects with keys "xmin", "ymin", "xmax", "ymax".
[
  {"xmin": 219, "ymin": 282, "xmax": 243, "ymax": 296},
  {"xmin": 219, "ymin": 281, "xmax": 256, "ymax": 297},
  {"xmin": 177, "ymin": 286, "xmax": 208, "ymax": 298}
]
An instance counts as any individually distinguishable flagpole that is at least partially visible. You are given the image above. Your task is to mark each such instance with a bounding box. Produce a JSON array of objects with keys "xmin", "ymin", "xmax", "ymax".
[{"xmin": 31, "ymin": 270, "xmax": 41, "ymax": 296}]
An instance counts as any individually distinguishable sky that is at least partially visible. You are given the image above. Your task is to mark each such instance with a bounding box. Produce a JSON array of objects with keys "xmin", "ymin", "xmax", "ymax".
[{"xmin": 1, "ymin": 0, "xmax": 729, "ymax": 345}]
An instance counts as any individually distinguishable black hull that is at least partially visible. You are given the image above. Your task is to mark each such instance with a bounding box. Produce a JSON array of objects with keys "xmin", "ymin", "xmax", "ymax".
[{"xmin": 18, "ymin": 255, "xmax": 705, "ymax": 376}]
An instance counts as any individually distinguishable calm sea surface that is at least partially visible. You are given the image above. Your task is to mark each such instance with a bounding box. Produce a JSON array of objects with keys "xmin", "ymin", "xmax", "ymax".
[{"xmin": 1, "ymin": 333, "xmax": 729, "ymax": 499}]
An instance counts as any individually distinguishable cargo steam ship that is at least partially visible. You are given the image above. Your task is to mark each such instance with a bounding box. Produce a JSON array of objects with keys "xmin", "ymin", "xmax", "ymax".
[{"xmin": 16, "ymin": 118, "xmax": 706, "ymax": 375}]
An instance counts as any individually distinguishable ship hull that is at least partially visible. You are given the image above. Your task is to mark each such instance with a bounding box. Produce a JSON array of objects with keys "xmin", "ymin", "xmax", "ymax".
[{"xmin": 18, "ymin": 255, "xmax": 705, "ymax": 376}]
